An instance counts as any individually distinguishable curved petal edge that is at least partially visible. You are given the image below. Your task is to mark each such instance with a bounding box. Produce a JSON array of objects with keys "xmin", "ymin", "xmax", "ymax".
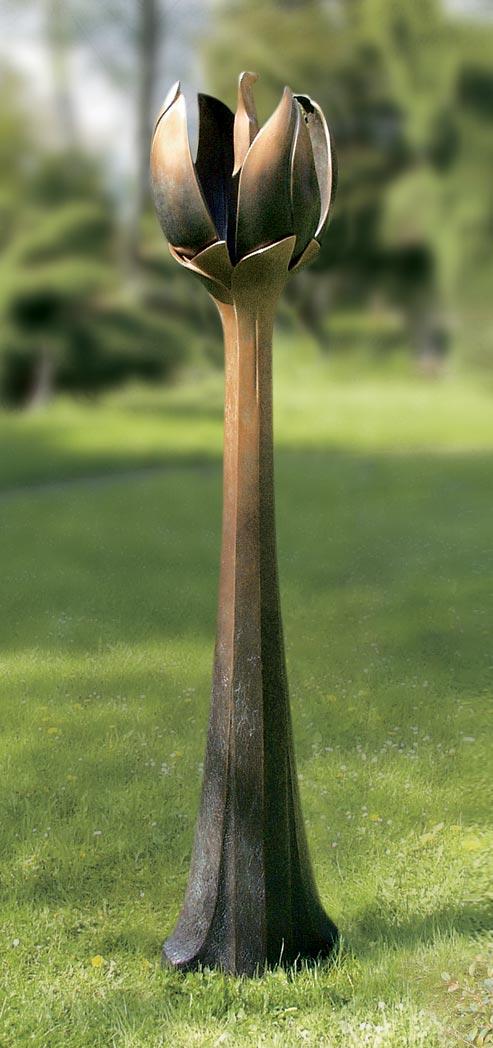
[
  {"xmin": 235, "ymin": 87, "xmax": 297, "ymax": 263},
  {"xmin": 151, "ymin": 89, "xmax": 218, "ymax": 257},
  {"xmin": 233, "ymin": 71, "xmax": 259, "ymax": 176},
  {"xmin": 294, "ymin": 94, "xmax": 334, "ymax": 241}
]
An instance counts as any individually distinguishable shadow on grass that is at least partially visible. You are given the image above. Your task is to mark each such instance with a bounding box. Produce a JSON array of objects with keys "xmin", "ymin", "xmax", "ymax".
[
  {"xmin": 349, "ymin": 899, "xmax": 493, "ymax": 954},
  {"xmin": 1, "ymin": 446, "xmax": 491, "ymax": 689},
  {"xmin": 1, "ymin": 444, "xmax": 491, "ymax": 969}
]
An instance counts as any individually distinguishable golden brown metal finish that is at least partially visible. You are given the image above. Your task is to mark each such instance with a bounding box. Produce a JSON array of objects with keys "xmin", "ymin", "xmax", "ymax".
[
  {"xmin": 151, "ymin": 88, "xmax": 218, "ymax": 257},
  {"xmin": 151, "ymin": 74, "xmax": 338, "ymax": 975},
  {"xmin": 233, "ymin": 71, "xmax": 259, "ymax": 176}
]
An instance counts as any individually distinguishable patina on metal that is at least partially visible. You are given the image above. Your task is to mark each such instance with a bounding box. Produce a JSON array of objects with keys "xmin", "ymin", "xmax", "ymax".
[{"xmin": 150, "ymin": 72, "xmax": 338, "ymax": 976}]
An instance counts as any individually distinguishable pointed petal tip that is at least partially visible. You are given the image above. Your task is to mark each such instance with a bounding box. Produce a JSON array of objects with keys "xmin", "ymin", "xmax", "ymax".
[
  {"xmin": 294, "ymin": 91, "xmax": 314, "ymax": 109},
  {"xmin": 239, "ymin": 70, "xmax": 259, "ymax": 86},
  {"xmin": 164, "ymin": 79, "xmax": 181, "ymax": 107},
  {"xmin": 152, "ymin": 80, "xmax": 181, "ymax": 137},
  {"xmin": 233, "ymin": 72, "xmax": 260, "ymax": 176}
]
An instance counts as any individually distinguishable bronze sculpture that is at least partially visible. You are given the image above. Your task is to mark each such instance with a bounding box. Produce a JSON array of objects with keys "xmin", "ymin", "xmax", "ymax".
[{"xmin": 151, "ymin": 72, "xmax": 338, "ymax": 975}]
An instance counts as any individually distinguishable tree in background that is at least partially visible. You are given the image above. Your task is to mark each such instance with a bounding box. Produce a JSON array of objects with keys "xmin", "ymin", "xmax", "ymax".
[
  {"xmin": 0, "ymin": 65, "xmax": 185, "ymax": 407},
  {"xmin": 57, "ymin": 0, "xmax": 164, "ymax": 262},
  {"xmin": 204, "ymin": 0, "xmax": 493, "ymax": 367},
  {"xmin": 1, "ymin": 0, "xmax": 492, "ymax": 399},
  {"xmin": 132, "ymin": 0, "xmax": 159, "ymax": 262},
  {"xmin": 0, "ymin": 0, "xmax": 197, "ymax": 406}
]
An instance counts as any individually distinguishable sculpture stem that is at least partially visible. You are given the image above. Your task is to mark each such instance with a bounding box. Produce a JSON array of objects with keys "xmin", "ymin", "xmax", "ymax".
[{"xmin": 163, "ymin": 269, "xmax": 338, "ymax": 976}]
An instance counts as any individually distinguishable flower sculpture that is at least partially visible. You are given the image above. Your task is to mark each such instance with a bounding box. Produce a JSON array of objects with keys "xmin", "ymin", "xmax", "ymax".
[
  {"xmin": 151, "ymin": 72, "xmax": 335, "ymax": 295},
  {"xmin": 151, "ymin": 73, "xmax": 338, "ymax": 976}
]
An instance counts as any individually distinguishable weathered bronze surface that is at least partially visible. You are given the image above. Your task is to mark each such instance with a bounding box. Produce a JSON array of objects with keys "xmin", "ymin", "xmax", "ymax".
[{"xmin": 151, "ymin": 73, "xmax": 338, "ymax": 975}]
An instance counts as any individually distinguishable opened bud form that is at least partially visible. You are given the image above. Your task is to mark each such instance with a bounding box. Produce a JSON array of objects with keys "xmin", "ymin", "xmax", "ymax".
[
  {"xmin": 150, "ymin": 72, "xmax": 335, "ymax": 292},
  {"xmin": 153, "ymin": 74, "xmax": 340, "ymax": 977}
]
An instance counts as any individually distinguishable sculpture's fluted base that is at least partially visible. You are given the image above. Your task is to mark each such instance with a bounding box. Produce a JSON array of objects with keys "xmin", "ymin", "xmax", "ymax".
[
  {"xmin": 161, "ymin": 736, "xmax": 339, "ymax": 975},
  {"xmin": 162, "ymin": 918, "xmax": 339, "ymax": 976}
]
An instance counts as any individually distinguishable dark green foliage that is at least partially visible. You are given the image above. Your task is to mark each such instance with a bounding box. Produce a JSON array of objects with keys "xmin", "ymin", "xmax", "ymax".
[
  {"xmin": 458, "ymin": 66, "xmax": 493, "ymax": 119},
  {"xmin": 57, "ymin": 302, "xmax": 184, "ymax": 394},
  {"xmin": 0, "ymin": 144, "xmax": 186, "ymax": 406},
  {"xmin": 1, "ymin": 0, "xmax": 492, "ymax": 397},
  {"xmin": 205, "ymin": 0, "xmax": 493, "ymax": 368}
]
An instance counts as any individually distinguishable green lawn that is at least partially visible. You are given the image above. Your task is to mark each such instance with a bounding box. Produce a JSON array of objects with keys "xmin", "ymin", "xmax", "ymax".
[{"xmin": 0, "ymin": 345, "xmax": 492, "ymax": 1046}]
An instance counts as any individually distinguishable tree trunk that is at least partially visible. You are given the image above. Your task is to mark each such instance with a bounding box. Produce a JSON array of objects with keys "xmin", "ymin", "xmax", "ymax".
[
  {"xmin": 129, "ymin": 0, "xmax": 159, "ymax": 262},
  {"xmin": 27, "ymin": 344, "xmax": 55, "ymax": 411},
  {"xmin": 46, "ymin": 0, "xmax": 77, "ymax": 146}
]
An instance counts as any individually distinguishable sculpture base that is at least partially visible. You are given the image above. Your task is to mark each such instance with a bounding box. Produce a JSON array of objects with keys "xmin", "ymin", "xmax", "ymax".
[{"xmin": 162, "ymin": 922, "xmax": 339, "ymax": 976}]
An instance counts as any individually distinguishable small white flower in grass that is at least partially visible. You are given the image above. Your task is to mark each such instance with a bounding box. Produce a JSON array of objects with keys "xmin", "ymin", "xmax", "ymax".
[{"xmin": 12, "ymin": 939, "xmax": 20, "ymax": 947}]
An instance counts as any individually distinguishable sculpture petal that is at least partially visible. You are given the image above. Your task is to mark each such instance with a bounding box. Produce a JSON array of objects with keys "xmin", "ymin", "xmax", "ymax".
[
  {"xmin": 294, "ymin": 94, "xmax": 334, "ymax": 241},
  {"xmin": 153, "ymin": 80, "xmax": 180, "ymax": 135},
  {"xmin": 289, "ymin": 238, "xmax": 320, "ymax": 274},
  {"xmin": 290, "ymin": 100, "xmax": 321, "ymax": 260},
  {"xmin": 150, "ymin": 87, "xmax": 218, "ymax": 257},
  {"xmin": 168, "ymin": 244, "xmax": 233, "ymax": 305},
  {"xmin": 235, "ymin": 87, "xmax": 297, "ymax": 263},
  {"xmin": 233, "ymin": 71, "xmax": 259, "ymax": 176},
  {"xmin": 195, "ymin": 94, "xmax": 235, "ymax": 244},
  {"xmin": 192, "ymin": 241, "xmax": 233, "ymax": 288},
  {"xmin": 231, "ymin": 236, "xmax": 296, "ymax": 300}
]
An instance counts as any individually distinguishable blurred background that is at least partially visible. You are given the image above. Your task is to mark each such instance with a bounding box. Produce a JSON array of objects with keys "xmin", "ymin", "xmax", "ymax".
[
  {"xmin": 0, "ymin": 0, "xmax": 492, "ymax": 408},
  {"xmin": 1, "ymin": 10, "xmax": 492, "ymax": 1037}
]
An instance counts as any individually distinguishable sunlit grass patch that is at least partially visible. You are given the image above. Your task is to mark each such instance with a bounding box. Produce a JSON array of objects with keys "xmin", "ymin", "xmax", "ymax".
[
  {"xmin": 1, "ymin": 336, "xmax": 493, "ymax": 492},
  {"xmin": 0, "ymin": 360, "xmax": 491, "ymax": 1045}
]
